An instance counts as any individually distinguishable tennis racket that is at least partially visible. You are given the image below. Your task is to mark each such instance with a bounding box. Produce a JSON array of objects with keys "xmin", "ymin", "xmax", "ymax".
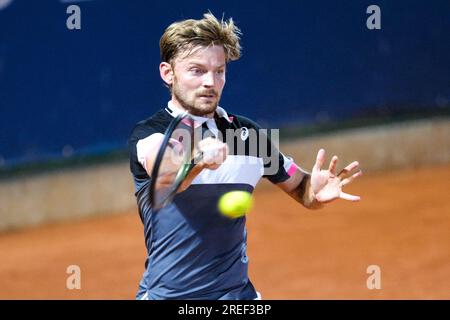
[{"xmin": 149, "ymin": 112, "xmax": 201, "ymax": 210}]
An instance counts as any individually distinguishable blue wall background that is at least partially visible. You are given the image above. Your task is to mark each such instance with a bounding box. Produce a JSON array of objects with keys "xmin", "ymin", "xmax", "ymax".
[{"xmin": 1, "ymin": 0, "xmax": 449, "ymax": 166}]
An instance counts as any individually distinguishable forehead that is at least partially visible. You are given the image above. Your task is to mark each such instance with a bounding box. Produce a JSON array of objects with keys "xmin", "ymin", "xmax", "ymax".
[{"xmin": 174, "ymin": 45, "xmax": 226, "ymax": 67}]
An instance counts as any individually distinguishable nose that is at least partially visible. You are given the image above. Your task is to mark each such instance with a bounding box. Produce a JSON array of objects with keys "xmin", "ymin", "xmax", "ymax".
[{"xmin": 202, "ymin": 71, "xmax": 215, "ymax": 87}]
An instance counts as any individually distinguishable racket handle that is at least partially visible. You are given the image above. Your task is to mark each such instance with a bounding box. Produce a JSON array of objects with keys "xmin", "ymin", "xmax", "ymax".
[{"xmin": 188, "ymin": 152, "xmax": 203, "ymax": 170}]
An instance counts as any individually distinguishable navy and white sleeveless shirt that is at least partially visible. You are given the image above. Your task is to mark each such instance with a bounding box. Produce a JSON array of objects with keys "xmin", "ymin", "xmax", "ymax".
[{"xmin": 128, "ymin": 103, "xmax": 296, "ymax": 300}]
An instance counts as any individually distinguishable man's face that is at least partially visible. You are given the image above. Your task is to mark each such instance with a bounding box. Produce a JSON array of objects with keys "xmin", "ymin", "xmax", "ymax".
[{"xmin": 170, "ymin": 45, "xmax": 226, "ymax": 117}]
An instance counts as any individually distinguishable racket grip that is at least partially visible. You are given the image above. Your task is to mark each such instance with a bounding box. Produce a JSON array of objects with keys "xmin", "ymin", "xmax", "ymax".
[{"xmin": 190, "ymin": 152, "xmax": 203, "ymax": 168}]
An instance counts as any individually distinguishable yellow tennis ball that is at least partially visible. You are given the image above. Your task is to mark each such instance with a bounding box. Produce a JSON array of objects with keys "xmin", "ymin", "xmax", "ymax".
[{"xmin": 218, "ymin": 191, "xmax": 253, "ymax": 218}]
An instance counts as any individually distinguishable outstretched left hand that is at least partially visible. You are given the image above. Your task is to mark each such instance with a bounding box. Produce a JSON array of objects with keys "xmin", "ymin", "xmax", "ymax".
[{"xmin": 311, "ymin": 149, "xmax": 362, "ymax": 203}]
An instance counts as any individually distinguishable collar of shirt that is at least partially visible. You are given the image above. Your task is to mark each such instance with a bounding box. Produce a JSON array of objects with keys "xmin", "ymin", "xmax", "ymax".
[{"xmin": 165, "ymin": 101, "xmax": 233, "ymax": 137}]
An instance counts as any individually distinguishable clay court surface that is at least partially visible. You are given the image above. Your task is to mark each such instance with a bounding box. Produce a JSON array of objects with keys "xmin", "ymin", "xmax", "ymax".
[{"xmin": 0, "ymin": 165, "xmax": 449, "ymax": 299}]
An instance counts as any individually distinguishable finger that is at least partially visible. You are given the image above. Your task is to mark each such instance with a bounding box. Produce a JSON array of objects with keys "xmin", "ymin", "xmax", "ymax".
[
  {"xmin": 222, "ymin": 142, "xmax": 229, "ymax": 156},
  {"xmin": 337, "ymin": 161, "xmax": 360, "ymax": 179},
  {"xmin": 198, "ymin": 139, "xmax": 219, "ymax": 152},
  {"xmin": 340, "ymin": 191, "xmax": 361, "ymax": 201},
  {"xmin": 198, "ymin": 137, "xmax": 214, "ymax": 149},
  {"xmin": 340, "ymin": 170, "xmax": 363, "ymax": 187},
  {"xmin": 313, "ymin": 149, "xmax": 325, "ymax": 172},
  {"xmin": 221, "ymin": 143, "xmax": 229, "ymax": 162},
  {"xmin": 328, "ymin": 155, "xmax": 338, "ymax": 176},
  {"xmin": 202, "ymin": 148, "xmax": 219, "ymax": 164},
  {"xmin": 202, "ymin": 141, "xmax": 228, "ymax": 165},
  {"xmin": 215, "ymin": 143, "xmax": 228, "ymax": 164}
]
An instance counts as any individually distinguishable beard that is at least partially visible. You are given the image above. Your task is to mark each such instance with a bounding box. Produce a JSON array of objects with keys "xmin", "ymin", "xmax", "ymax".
[{"xmin": 172, "ymin": 82, "xmax": 220, "ymax": 117}]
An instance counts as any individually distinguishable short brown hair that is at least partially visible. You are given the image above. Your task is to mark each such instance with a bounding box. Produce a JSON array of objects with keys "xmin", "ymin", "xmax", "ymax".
[{"xmin": 160, "ymin": 12, "xmax": 242, "ymax": 64}]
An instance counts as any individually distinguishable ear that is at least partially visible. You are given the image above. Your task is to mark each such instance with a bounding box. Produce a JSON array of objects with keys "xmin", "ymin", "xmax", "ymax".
[{"xmin": 160, "ymin": 62, "xmax": 174, "ymax": 86}]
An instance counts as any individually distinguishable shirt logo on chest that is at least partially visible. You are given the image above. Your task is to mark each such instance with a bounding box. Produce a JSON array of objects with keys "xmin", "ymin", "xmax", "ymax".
[{"xmin": 240, "ymin": 127, "xmax": 249, "ymax": 141}]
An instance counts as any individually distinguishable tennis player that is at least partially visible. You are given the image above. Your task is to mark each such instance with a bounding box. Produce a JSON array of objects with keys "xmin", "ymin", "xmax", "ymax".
[{"xmin": 128, "ymin": 12, "xmax": 362, "ymax": 300}]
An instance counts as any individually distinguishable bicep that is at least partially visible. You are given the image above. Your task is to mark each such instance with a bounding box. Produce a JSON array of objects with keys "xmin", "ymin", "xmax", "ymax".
[{"xmin": 136, "ymin": 133, "xmax": 164, "ymax": 175}]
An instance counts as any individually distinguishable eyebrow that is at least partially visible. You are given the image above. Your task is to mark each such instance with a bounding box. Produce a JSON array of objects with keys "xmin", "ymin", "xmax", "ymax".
[{"xmin": 187, "ymin": 62, "xmax": 226, "ymax": 69}]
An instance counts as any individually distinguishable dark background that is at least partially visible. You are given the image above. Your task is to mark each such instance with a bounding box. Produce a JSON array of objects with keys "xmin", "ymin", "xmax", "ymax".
[{"xmin": 0, "ymin": 0, "xmax": 449, "ymax": 166}]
